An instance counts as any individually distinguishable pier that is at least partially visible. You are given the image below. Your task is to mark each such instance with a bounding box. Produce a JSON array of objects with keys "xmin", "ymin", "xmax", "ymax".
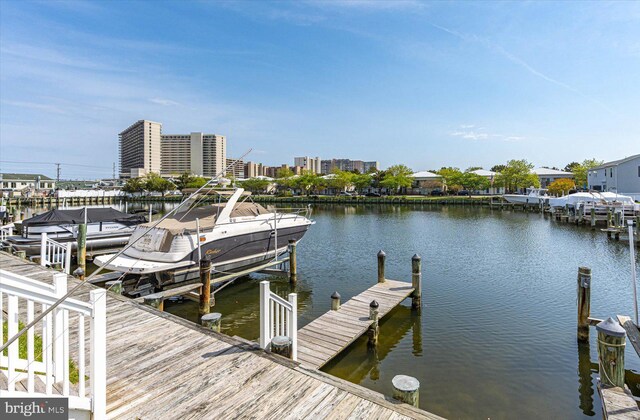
[{"xmin": 0, "ymin": 252, "xmax": 441, "ymax": 419}]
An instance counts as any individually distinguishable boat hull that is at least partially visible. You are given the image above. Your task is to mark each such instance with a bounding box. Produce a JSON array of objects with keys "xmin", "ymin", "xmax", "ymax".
[{"xmin": 502, "ymin": 195, "xmax": 547, "ymax": 206}]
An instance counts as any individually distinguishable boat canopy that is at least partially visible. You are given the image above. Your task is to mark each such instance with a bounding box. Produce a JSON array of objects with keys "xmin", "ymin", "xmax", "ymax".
[
  {"xmin": 22, "ymin": 208, "xmax": 146, "ymax": 227},
  {"xmin": 548, "ymin": 192, "xmax": 636, "ymax": 208}
]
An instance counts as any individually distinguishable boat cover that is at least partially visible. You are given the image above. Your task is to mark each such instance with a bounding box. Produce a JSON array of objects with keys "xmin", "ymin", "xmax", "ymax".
[
  {"xmin": 22, "ymin": 208, "xmax": 147, "ymax": 227},
  {"xmin": 549, "ymin": 192, "xmax": 637, "ymax": 208}
]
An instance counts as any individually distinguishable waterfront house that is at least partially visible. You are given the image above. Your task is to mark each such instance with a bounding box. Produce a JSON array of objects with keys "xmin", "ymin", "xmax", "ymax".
[
  {"xmin": 469, "ymin": 169, "xmax": 504, "ymax": 195},
  {"xmin": 410, "ymin": 171, "xmax": 443, "ymax": 195},
  {"xmin": 0, "ymin": 173, "xmax": 55, "ymax": 196},
  {"xmin": 532, "ymin": 167, "xmax": 574, "ymax": 188},
  {"xmin": 587, "ymin": 154, "xmax": 640, "ymax": 200}
]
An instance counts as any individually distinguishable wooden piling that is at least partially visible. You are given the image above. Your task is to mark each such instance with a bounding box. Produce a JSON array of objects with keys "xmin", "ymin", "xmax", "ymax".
[
  {"xmin": 201, "ymin": 312, "xmax": 222, "ymax": 333},
  {"xmin": 596, "ymin": 318, "xmax": 625, "ymax": 388},
  {"xmin": 331, "ymin": 291, "xmax": 341, "ymax": 311},
  {"xmin": 411, "ymin": 254, "xmax": 422, "ymax": 309},
  {"xmin": 271, "ymin": 335, "xmax": 292, "ymax": 359},
  {"xmin": 199, "ymin": 259, "xmax": 212, "ymax": 320},
  {"xmin": 368, "ymin": 300, "xmax": 379, "ymax": 347},
  {"xmin": 577, "ymin": 267, "xmax": 592, "ymax": 342},
  {"xmin": 288, "ymin": 239, "xmax": 297, "ymax": 284},
  {"xmin": 144, "ymin": 293, "xmax": 164, "ymax": 311},
  {"xmin": 106, "ymin": 280, "xmax": 123, "ymax": 295},
  {"xmin": 377, "ymin": 250, "xmax": 386, "ymax": 283},
  {"xmin": 77, "ymin": 223, "xmax": 87, "ymax": 276},
  {"xmin": 13, "ymin": 250, "xmax": 26, "ymax": 260},
  {"xmin": 590, "ymin": 208, "xmax": 596, "ymax": 229},
  {"xmin": 392, "ymin": 375, "xmax": 420, "ymax": 407}
]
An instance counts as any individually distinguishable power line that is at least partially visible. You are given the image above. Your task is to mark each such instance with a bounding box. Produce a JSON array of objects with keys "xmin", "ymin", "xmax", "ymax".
[{"xmin": 0, "ymin": 160, "xmax": 111, "ymax": 169}]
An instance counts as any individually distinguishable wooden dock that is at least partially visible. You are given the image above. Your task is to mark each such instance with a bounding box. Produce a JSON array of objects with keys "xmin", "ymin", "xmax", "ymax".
[
  {"xmin": 297, "ymin": 279, "xmax": 415, "ymax": 369},
  {"xmin": 0, "ymin": 253, "xmax": 441, "ymax": 419}
]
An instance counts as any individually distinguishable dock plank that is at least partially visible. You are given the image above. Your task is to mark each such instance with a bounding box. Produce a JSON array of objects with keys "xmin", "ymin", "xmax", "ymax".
[
  {"xmin": 617, "ymin": 315, "xmax": 640, "ymax": 359},
  {"xmin": 598, "ymin": 383, "xmax": 640, "ymax": 420}
]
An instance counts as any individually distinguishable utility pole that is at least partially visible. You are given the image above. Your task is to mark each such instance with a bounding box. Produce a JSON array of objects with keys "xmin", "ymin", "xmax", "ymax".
[
  {"xmin": 55, "ymin": 163, "xmax": 61, "ymax": 183},
  {"xmin": 112, "ymin": 162, "xmax": 116, "ymax": 180}
]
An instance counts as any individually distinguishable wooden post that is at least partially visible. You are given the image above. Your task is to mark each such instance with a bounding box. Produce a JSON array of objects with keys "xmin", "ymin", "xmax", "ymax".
[
  {"xmin": 392, "ymin": 375, "xmax": 420, "ymax": 407},
  {"xmin": 73, "ymin": 267, "xmax": 85, "ymax": 281},
  {"xmin": 411, "ymin": 254, "xmax": 422, "ymax": 309},
  {"xmin": 596, "ymin": 318, "xmax": 625, "ymax": 388},
  {"xmin": 13, "ymin": 250, "xmax": 26, "ymax": 260},
  {"xmin": 577, "ymin": 267, "xmax": 591, "ymax": 342},
  {"xmin": 52, "ymin": 262, "xmax": 62, "ymax": 271},
  {"xmin": 331, "ymin": 291, "xmax": 341, "ymax": 311},
  {"xmin": 199, "ymin": 259, "xmax": 212, "ymax": 320},
  {"xmin": 105, "ymin": 280, "xmax": 123, "ymax": 295},
  {"xmin": 377, "ymin": 250, "xmax": 386, "ymax": 283},
  {"xmin": 590, "ymin": 208, "xmax": 596, "ymax": 229},
  {"xmin": 368, "ymin": 300, "xmax": 379, "ymax": 347},
  {"xmin": 201, "ymin": 312, "xmax": 222, "ymax": 333},
  {"xmin": 288, "ymin": 239, "xmax": 297, "ymax": 284},
  {"xmin": 607, "ymin": 208, "xmax": 613, "ymax": 228},
  {"xmin": 144, "ymin": 293, "xmax": 164, "ymax": 311},
  {"xmin": 271, "ymin": 336, "xmax": 292, "ymax": 359},
  {"xmin": 77, "ymin": 223, "xmax": 87, "ymax": 277}
]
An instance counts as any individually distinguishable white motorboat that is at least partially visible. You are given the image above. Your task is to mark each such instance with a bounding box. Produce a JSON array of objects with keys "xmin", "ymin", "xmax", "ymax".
[
  {"xmin": 548, "ymin": 191, "xmax": 638, "ymax": 210},
  {"xmin": 94, "ymin": 188, "xmax": 314, "ymax": 291},
  {"xmin": 503, "ymin": 187, "xmax": 550, "ymax": 206},
  {"xmin": 3, "ymin": 208, "xmax": 147, "ymax": 255}
]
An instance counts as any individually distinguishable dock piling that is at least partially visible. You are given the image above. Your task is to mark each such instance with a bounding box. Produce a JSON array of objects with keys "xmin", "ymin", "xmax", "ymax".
[
  {"xmin": 590, "ymin": 208, "xmax": 596, "ymax": 229},
  {"xmin": 77, "ymin": 223, "xmax": 87, "ymax": 277},
  {"xmin": 144, "ymin": 293, "xmax": 164, "ymax": 311},
  {"xmin": 392, "ymin": 375, "xmax": 420, "ymax": 407},
  {"xmin": 13, "ymin": 250, "xmax": 26, "ymax": 260},
  {"xmin": 199, "ymin": 259, "xmax": 212, "ymax": 320},
  {"xmin": 368, "ymin": 300, "xmax": 379, "ymax": 347},
  {"xmin": 377, "ymin": 250, "xmax": 386, "ymax": 283},
  {"xmin": 271, "ymin": 335, "xmax": 292, "ymax": 358},
  {"xmin": 201, "ymin": 312, "xmax": 222, "ymax": 333},
  {"xmin": 331, "ymin": 291, "xmax": 341, "ymax": 311},
  {"xmin": 105, "ymin": 280, "xmax": 123, "ymax": 295},
  {"xmin": 288, "ymin": 239, "xmax": 297, "ymax": 284},
  {"xmin": 596, "ymin": 318, "xmax": 625, "ymax": 388},
  {"xmin": 577, "ymin": 267, "xmax": 592, "ymax": 342},
  {"xmin": 411, "ymin": 254, "xmax": 422, "ymax": 309}
]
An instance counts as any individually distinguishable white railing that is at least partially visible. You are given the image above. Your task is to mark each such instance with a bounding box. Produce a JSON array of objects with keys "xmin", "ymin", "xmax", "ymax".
[
  {"xmin": 40, "ymin": 232, "xmax": 72, "ymax": 274},
  {"xmin": 259, "ymin": 281, "xmax": 297, "ymax": 361},
  {"xmin": 0, "ymin": 270, "xmax": 106, "ymax": 418},
  {"xmin": 0, "ymin": 224, "xmax": 13, "ymax": 241}
]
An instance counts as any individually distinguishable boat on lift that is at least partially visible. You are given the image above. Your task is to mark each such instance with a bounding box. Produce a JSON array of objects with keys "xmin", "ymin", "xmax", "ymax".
[
  {"xmin": 502, "ymin": 187, "xmax": 550, "ymax": 206},
  {"xmin": 94, "ymin": 188, "xmax": 314, "ymax": 294}
]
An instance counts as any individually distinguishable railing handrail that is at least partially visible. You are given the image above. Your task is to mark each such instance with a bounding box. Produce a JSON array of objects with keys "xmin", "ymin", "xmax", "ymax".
[
  {"xmin": 40, "ymin": 232, "xmax": 72, "ymax": 275},
  {"xmin": 259, "ymin": 280, "xmax": 297, "ymax": 361}
]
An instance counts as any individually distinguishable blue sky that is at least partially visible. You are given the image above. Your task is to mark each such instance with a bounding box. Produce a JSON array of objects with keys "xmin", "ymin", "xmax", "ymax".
[{"xmin": 1, "ymin": 0, "xmax": 638, "ymax": 179}]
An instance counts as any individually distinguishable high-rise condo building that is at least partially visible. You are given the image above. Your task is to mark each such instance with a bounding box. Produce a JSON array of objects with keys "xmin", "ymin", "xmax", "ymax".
[
  {"xmin": 244, "ymin": 161, "xmax": 264, "ymax": 178},
  {"xmin": 161, "ymin": 133, "xmax": 226, "ymax": 178},
  {"xmin": 294, "ymin": 156, "xmax": 321, "ymax": 174},
  {"xmin": 226, "ymin": 158, "xmax": 245, "ymax": 179},
  {"xmin": 119, "ymin": 120, "xmax": 162, "ymax": 178},
  {"xmin": 320, "ymin": 159, "xmax": 379, "ymax": 174}
]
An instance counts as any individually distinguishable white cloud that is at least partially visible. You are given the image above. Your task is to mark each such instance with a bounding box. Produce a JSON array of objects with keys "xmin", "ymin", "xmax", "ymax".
[
  {"xmin": 450, "ymin": 125, "xmax": 525, "ymax": 142},
  {"xmin": 149, "ymin": 98, "xmax": 181, "ymax": 107}
]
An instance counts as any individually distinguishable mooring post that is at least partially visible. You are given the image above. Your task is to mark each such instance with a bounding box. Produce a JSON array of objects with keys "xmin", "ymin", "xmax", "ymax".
[
  {"xmin": 607, "ymin": 208, "xmax": 613, "ymax": 228},
  {"xmin": 596, "ymin": 318, "xmax": 625, "ymax": 388},
  {"xmin": 577, "ymin": 266, "xmax": 592, "ymax": 342},
  {"xmin": 199, "ymin": 259, "xmax": 212, "ymax": 320},
  {"xmin": 377, "ymin": 250, "xmax": 386, "ymax": 283},
  {"xmin": 368, "ymin": 300, "xmax": 379, "ymax": 347},
  {"xmin": 590, "ymin": 208, "xmax": 596, "ymax": 229},
  {"xmin": 392, "ymin": 375, "xmax": 420, "ymax": 407},
  {"xmin": 13, "ymin": 250, "xmax": 26, "ymax": 260},
  {"xmin": 331, "ymin": 291, "xmax": 341, "ymax": 311},
  {"xmin": 288, "ymin": 239, "xmax": 297, "ymax": 284},
  {"xmin": 144, "ymin": 293, "xmax": 164, "ymax": 311},
  {"xmin": 73, "ymin": 267, "xmax": 85, "ymax": 281},
  {"xmin": 77, "ymin": 223, "xmax": 87, "ymax": 277},
  {"xmin": 106, "ymin": 280, "xmax": 123, "ymax": 295},
  {"xmin": 411, "ymin": 254, "xmax": 422, "ymax": 309},
  {"xmin": 271, "ymin": 335, "xmax": 292, "ymax": 359},
  {"xmin": 201, "ymin": 312, "xmax": 222, "ymax": 333}
]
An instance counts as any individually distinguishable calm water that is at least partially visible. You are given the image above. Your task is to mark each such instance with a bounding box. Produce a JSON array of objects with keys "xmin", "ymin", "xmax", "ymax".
[{"xmin": 18, "ymin": 202, "xmax": 640, "ymax": 418}]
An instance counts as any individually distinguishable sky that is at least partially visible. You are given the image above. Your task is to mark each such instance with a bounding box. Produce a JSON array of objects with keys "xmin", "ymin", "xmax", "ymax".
[{"xmin": 0, "ymin": 0, "xmax": 639, "ymax": 179}]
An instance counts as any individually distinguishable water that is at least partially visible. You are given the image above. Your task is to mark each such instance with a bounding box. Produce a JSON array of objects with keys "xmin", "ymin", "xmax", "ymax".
[{"xmin": 17, "ymin": 202, "xmax": 640, "ymax": 418}]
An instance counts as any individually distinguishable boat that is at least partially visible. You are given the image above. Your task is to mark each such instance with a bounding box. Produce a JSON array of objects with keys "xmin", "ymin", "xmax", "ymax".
[
  {"xmin": 2, "ymin": 208, "xmax": 147, "ymax": 255},
  {"xmin": 548, "ymin": 191, "xmax": 638, "ymax": 210},
  {"xmin": 502, "ymin": 187, "xmax": 550, "ymax": 206},
  {"xmin": 94, "ymin": 188, "xmax": 314, "ymax": 293}
]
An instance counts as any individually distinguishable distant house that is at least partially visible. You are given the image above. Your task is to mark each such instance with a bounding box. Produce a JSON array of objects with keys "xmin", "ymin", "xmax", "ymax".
[
  {"xmin": 410, "ymin": 171, "xmax": 443, "ymax": 194},
  {"xmin": 469, "ymin": 169, "xmax": 504, "ymax": 195},
  {"xmin": 587, "ymin": 154, "xmax": 640, "ymax": 200},
  {"xmin": 0, "ymin": 173, "xmax": 55, "ymax": 194},
  {"xmin": 532, "ymin": 168, "xmax": 574, "ymax": 188}
]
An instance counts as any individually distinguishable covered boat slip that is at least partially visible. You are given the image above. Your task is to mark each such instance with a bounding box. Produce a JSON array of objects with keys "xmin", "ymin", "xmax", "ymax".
[
  {"xmin": 548, "ymin": 191, "xmax": 638, "ymax": 209},
  {"xmin": 21, "ymin": 208, "xmax": 146, "ymax": 230}
]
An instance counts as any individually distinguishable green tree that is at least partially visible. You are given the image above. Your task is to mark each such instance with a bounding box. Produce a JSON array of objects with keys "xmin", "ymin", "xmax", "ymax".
[
  {"xmin": 466, "ymin": 166, "xmax": 483, "ymax": 172},
  {"xmin": 185, "ymin": 176, "xmax": 208, "ymax": 189},
  {"xmin": 275, "ymin": 167, "xmax": 295, "ymax": 190},
  {"xmin": 380, "ymin": 164, "xmax": 413, "ymax": 194},
  {"xmin": 144, "ymin": 172, "xmax": 174, "ymax": 196},
  {"xmin": 494, "ymin": 159, "xmax": 539, "ymax": 192},
  {"xmin": 174, "ymin": 172, "xmax": 197, "ymax": 190},
  {"xmin": 490, "ymin": 164, "xmax": 506, "ymax": 173},
  {"xmin": 352, "ymin": 173, "xmax": 372, "ymax": 193},
  {"xmin": 460, "ymin": 172, "xmax": 490, "ymax": 192},
  {"xmin": 241, "ymin": 178, "xmax": 270, "ymax": 193},
  {"xmin": 122, "ymin": 177, "xmax": 145, "ymax": 195},
  {"xmin": 328, "ymin": 169, "xmax": 354, "ymax": 193},
  {"xmin": 567, "ymin": 158, "xmax": 603, "ymax": 189},
  {"xmin": 293, "ymin": 171, "xmax": 325, "ymax": 196},
  {"xmin": 437, "ymin": 167, "xmax": 463, "ymax": 191}
]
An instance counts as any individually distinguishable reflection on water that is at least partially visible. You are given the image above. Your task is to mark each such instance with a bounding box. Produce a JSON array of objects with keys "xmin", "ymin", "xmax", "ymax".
[{"xmin": 16, "ymin": 202, "xmax": 640, "ymax": 418}]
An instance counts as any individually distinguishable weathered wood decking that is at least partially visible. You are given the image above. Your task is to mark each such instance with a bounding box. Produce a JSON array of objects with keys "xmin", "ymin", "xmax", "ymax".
[
  {"xmin": 0, "ymin": 253, "xmax": 441, "ymax": 419},
  {"xmin": 297, "ymin": 279, "xmax": 415, "ymax": 369}
]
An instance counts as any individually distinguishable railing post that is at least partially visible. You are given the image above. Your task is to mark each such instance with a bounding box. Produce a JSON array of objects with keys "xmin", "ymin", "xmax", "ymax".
[
  {"xmin": 288, "ymin": 292, "xmax": 297, "ymax": 361},
  {"xmin": 64, "ymin": 242, "xmax": 72, "ymax": 274},
  {"xmin": 90, "ymin": 288, "xmax": 107, "ymax": 419},
  {"xmin": 259, "ymin": 281, "xmax": 271, "ymax": 349},
  {"xmin": 52, "ymin": 272, "xmax": 67, "ymax": 381},
  {"xmin": 40, "ymin": 232, "xmax": 48, "ymax": 266}
]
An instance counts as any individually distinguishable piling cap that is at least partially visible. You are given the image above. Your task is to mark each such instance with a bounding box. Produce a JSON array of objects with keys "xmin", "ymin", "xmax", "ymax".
[
  {"xmin": 201, "ymin": 312, "xmax": 222, "ymax": 321},
  {"xmin": 72, "ymin": 267, "xmax": 84, "ymax": 277},
  {"xmin": 331, "ymin": 291, "xmax": 341, "ymax": 299},
  {"xmin": 144, "ymin": 292, "xmax": 163, "ymax": 300},
  {"xmin": 392, "ymin": 375, "xmax": 420, "ymax": 391},
  {"xmin": 596, "ymin": 317, "xmax": 626, "ymax": 337},
  {"xmin": 412, "ymin": 254, "xmax": 421, "ymax": 261},
  {"xmin": 370, "ymin": 300, "xmax": 379, "ymax": 309},
  {"xmin": 378, "ymin": 250, "xmax": 386, "ymax": 257}
]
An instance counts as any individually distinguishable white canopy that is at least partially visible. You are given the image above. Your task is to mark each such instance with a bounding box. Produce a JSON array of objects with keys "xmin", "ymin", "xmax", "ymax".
[{"xmin": 548, "ymin": 191, "xmax": 637, "ymax": 208}]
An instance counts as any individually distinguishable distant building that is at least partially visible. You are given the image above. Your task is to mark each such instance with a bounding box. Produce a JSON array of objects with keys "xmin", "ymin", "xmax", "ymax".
[
  {"xmin": 469, "ymin": 169, "xmax": 504, "ymax": 195},
  {"xmin": 363, "ymin": 161, "xmax": 379, "ymax": 173},
  {"xmin": 294, "ymin": 156, "xmax": 321, "ymax": 174},
  {"xmin": 532, "ymin": 167, "xmax": 574, "ymax": 188},
  {"xmin": 161, "ymin": 132, "xmax": 226, "ymax": 178},
  {"xmin": 0, "ymin": 173, "xmax": 55, "ymax": 192},
  {"xmin": 119, "ymin": 120, "xmax": 162, "ymax": 178},
  {"xmin": 410, "ymin": 171, "xmax": 442, "ymax": 194},
  {"xmin": 320, "ymin": 158, "xmax": 378, "ymax": 174},
  {"xmin": 587, "ymin": 154, "xmax": 640, "ymax": 199},
  {"xmin": 244, "ymin": 161, "xmax": 265, "ymax": 178},
  {"xmin": 226, "ymin": 158, "xmax": 245, "ymax": 179}
]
